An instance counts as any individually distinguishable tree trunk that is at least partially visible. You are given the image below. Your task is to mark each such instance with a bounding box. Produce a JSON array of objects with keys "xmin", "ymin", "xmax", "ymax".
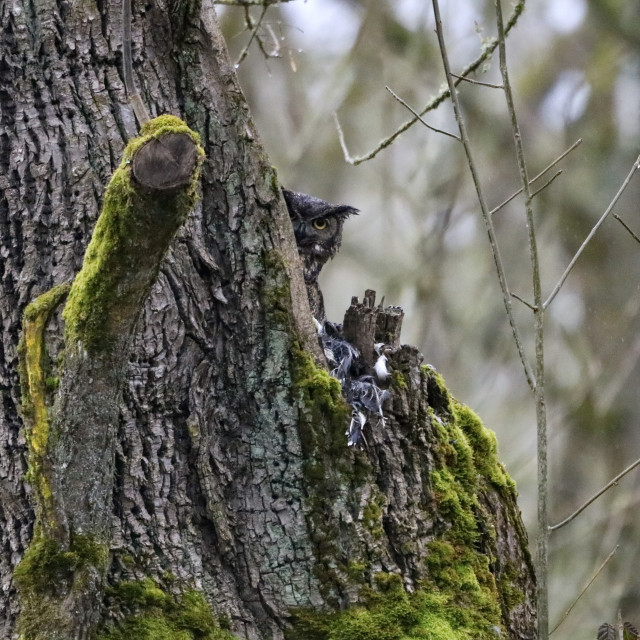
[{"xmin": 0, "ymin": 1, "xmax": 536, "ymax": 639}]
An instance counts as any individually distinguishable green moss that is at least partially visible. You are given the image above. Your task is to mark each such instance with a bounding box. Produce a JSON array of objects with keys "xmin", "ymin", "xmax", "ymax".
[
  {"xmin": 453, "ymin": 402, "xmax": 514, "ymax": 490},
  {"xmin": 346, "ymin": 561, "xmax": 368, "ymax": 584},
  {"xmin": 18, "ymin": 282, "xmax": 71, "ymax": 518},
  {"xmin": 14, "ymin": 536, "xmax": 108, "ymax": 640},
  {"xmin": 262, "ymin": 250, "xmax": 295, "ymax": 330},
  {"xmin": 498, "ymin": 563, "xmax": 525, "ymax": 611},
  {"xmin": 14, "ymin": 533, "xmax": 110, "ymax": 637},
  {"xmin": 14, "ymin": 534, "xmax": 109, "ymax": 597},
  {"xmin": 362, "ymin": 489, "xmax": 386, "ymax": 540},
  {"xmin": 132, "ymin": 115, "xmax": 202, "ymax": 155},
  {"xmin": 391, "ymin": 369, "xmax": 408, "ymax": 390},
  {"xmin": 287, "ymin": 364, "xmax": 513, "ymax": 639},
  {"xmin": 98, "ymin": 579, "xmax": 236, "ymax": 640},
  {"xmin": 292, "ymin": 346, "xmax": 351, "ymax": 454},
  {"xmin": 62, "ymin": 116, "xmax": 205, "ymax": 354},
  {"xmin": 284, "ymin": 353, "xmax": 518, "ymax": 639},
  {"xmin": 287, "ymin": 572, "xmax": 502, "ymax": 640}
]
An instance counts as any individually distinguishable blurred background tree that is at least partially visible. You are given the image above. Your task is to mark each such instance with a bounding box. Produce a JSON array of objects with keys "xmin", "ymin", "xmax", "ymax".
[{"xmin": 218, "ymin": 0, "xmax": 640, "ymax": 636}]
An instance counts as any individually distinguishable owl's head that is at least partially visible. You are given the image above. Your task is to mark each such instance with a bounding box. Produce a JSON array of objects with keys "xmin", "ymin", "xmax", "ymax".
[{"xmin": 283, "ymin": 188, "xmax": 358, "ymax": 282}]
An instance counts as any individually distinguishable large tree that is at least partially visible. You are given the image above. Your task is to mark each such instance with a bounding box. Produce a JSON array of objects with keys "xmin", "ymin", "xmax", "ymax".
[{"xmin": 0, "ymin": 1, "xmax": 536, "ymax": 638}]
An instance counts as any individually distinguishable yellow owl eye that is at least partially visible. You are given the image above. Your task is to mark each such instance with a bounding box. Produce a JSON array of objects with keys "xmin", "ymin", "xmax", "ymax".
[{"xmin": 312, "ymin": 218, "xmax": 328, "ymax": 230}]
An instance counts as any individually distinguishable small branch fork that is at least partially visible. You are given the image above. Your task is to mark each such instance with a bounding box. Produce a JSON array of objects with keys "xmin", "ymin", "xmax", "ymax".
[
  {"xmin": 384, "ymin": 86, "xmax": 460, "ymax": 142},
  {"xmin": 490, "ymin": 139, "xmax": 582, "ymax": 216},
  {"xmin": 543, "ymin": 153, "xmax": 640, "ymax": 310},
  {"xmin": 335, "ymin": 1, "xmax": 526, "ymax": 165},
  {"xmin": 235, "ymin": 5, "xmax": 270, "ymax": 67},
  {"xmin": 550, "ymin": 456, "xmax": 640, "ymax": 532}
]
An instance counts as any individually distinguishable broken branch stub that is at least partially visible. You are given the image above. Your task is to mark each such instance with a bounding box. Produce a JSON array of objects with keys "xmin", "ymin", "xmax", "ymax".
[{"xmin": 15, "ymin": 115, "xmax": 205, "ymax": 640}]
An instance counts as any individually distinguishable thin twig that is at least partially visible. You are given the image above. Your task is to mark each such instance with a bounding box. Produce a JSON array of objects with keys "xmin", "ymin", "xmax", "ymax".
[
  {"xmin": 385, "ymin": 86, "xmax": 461, "ymax": 142},
  {"xmin": 495, "ymin": 2, "xmax": 547, "ymax": 637},
  {"xmin": 530, "ymin": 170, "xmax": 562, "ymax": 199},
  {"xmin": 122, "ymin": 0, "xmax": 150, "ymax": 126},
  {"xmin": 335, "ymin": 0, "xmax": 526, "ymax": 165},
  {"xmin": 490, "ymin": 138, "xmax": 582, "ymax": 216},
  {"xmin": 549, "ymin": 545, "xmax": 618, "ymax": 635},
  {"xmin": 235, "ymin": 5, "xmax": 269, "ymax": 67},
  {"xmin": 260, "ymin": 23, "xmax": 281, "ymax": 58},
  {"xmin": 432, "ymin": 0, "xmax": 535, "ymax": 391},
  {"xmin": 544, "ymin": 153, "xmax": 640, "ymax": 310},
  {"xmin": 511, "ymin": 292, "xmax": 536, "ymax": 311},
  {"xmin": 614, "ymin": 214, "xmax": 640, "ymax": 244},
  {"xmin": 451, "ymin": 73, "xmax": 503, "ymax": 89},
  {"xmin": 550, "ymin": 455, "xmax": 640, "ymax": 531}
]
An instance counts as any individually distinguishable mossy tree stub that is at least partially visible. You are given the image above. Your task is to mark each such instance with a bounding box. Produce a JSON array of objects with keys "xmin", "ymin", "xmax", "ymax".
[{"xmin": 16, "ymin": 116, "xmax": 205, "ymax": 640}]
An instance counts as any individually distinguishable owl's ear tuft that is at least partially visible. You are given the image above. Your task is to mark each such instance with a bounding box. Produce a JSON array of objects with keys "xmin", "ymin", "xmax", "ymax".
[
  {"xmin": 282, "ymin": 187, "xmax": 358, "ymax": 220},
  {"xmin": 331, "ymin": 205, "xmax": 359, "ymax": 218}
]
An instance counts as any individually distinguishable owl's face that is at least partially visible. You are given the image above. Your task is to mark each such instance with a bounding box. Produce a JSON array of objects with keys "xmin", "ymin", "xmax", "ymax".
[{"xmin": 283, "ymin": 189, "xmax": 358, "ymax": 283}]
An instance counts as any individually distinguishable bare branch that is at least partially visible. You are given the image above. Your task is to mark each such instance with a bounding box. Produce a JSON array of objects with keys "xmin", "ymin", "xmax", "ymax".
[
  {"xmin": 336, "ymin": 1, "xmax": 526, "ymax": 166},
  {"xmin": 490, "ymin": 138, "xmax": 582, "ymax": 216},
  {"xmin": 543, "ymin": 153, "xmax": 640, "ymax": 310},
  {"xmin": 334, "ymin": 112, "xmax": 355, "ymax": 164},
  {"xmin": 495, "ymin": 2, "xmax": 547, "ymax": 637},
  {"xmin": 550, "ymin": 456, "xmax": 640, "ymax": 532},
  {"xmin": 549, "ymin": 545, "xmax": 618, "ymax": 636},
  {"xmin": 511, "ymin": 292, "xmax": 536, "ymax": 311},
  {"xmin": 530, "ymin": 170, "xmax": 563, "ymax": 198},
  {"xmin": 614, "ymin": 213, "xmax": 640, "ymax": 244},
  {"xmin": 385, "ymin": 86, "xmax": 461, "ymax": 142},
  {"xmin": 432, "ymin": 0, "xmax": 535, "ymax": 392},
  {"xmin": 235, "ymin": 5, "xmax": 269, "ymax": 67},
  {"xmin": 451, "ymin": 73, "xmax": 503, "ymax": 89}
]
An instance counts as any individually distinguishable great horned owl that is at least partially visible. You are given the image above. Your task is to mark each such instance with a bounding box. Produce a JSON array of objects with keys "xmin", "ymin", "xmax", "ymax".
[{"xmin": 283, "ymin": 188, "xmax": 358, "ymax": 320}]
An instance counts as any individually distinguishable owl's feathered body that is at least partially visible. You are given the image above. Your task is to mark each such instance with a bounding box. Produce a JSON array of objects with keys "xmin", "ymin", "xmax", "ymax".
[
  {"xmin": 283, "ymin": 188, "xmax": 391, "ymax": 447},
  {"xmin": 283, "ymin": 189, "xmax": 358, "ymax": 321}
]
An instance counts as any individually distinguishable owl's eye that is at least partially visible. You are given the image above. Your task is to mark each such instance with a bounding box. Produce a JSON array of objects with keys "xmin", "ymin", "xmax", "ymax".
[{"xmin": 312, "ymin": 218, "xmax": 328, "ymax": 230}]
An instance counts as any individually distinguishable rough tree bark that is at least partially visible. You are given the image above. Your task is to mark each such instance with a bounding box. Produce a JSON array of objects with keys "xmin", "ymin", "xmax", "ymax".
[{"xmin": 0, "ymin": 1, "xmax": 536, "ymax": 639}]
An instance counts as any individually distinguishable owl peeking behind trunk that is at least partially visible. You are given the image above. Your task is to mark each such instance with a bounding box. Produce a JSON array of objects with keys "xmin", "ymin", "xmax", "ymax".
[{"xmin": 283, "ymin": 188, "xmax": 358, "ymax": 321}]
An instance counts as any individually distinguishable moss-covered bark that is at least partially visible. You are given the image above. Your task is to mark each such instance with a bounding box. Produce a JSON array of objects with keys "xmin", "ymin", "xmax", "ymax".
[
  {"xmin": 285, "ymin": 351, "xmax": 534, "ymax": 640},
  {"xmin": 1, "ymin": 0, "xmax": 536, "ymax": 637}
]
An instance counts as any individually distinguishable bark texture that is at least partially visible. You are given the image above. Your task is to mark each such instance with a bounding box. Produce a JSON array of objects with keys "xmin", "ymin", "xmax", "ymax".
[{"xmin": 0, "ymin": 0, "xmax": 536, "ymax": 638}]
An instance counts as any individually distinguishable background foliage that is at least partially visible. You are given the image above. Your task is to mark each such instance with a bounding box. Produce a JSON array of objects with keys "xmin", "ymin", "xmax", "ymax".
[{"xmin": 218, "ymin": 1, "xmax": 640, "ymax": 636}]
